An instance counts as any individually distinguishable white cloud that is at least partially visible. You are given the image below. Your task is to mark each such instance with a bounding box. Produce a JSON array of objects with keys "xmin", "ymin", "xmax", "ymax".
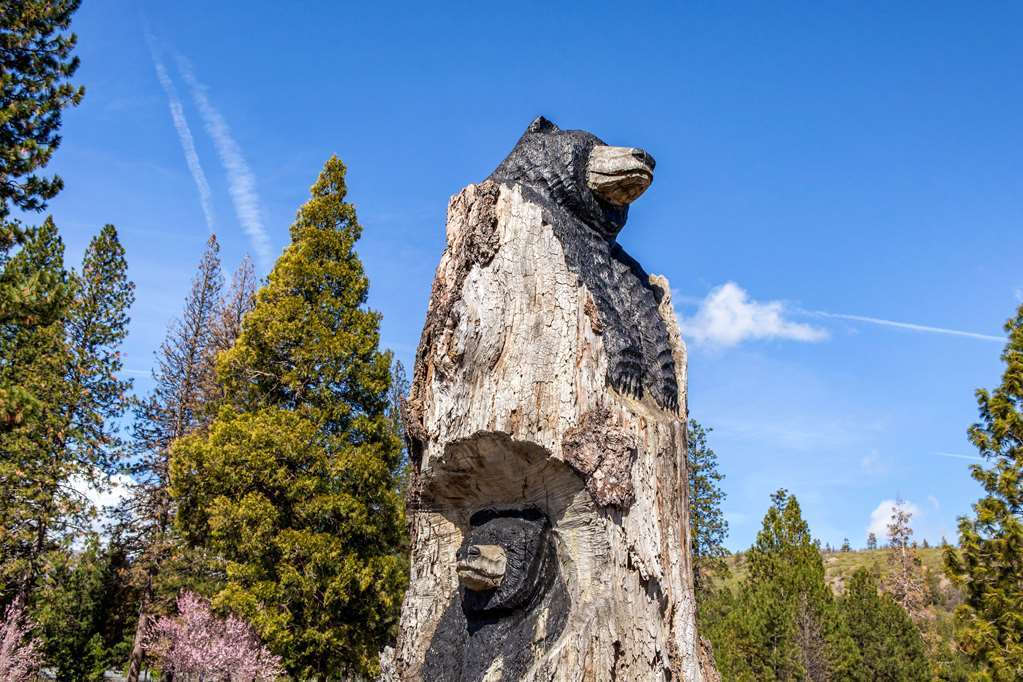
[
  {"xmin": 177, "ymin": 56, "xmax": 273, "ymax": 268},
  {"xmin": 145, "ymin": 35, "xmax": 215, "ymax": 233},
  {"xmin": 680, "ymin": 282, "xmax": 828, "ymax": 347},
  {"xmin": 69, "ymin": 472, "xmax": 132, "ymax": 536},
  {"xmin": 860, "ymin": 450, "xmax": 887, "ymax": 475},
  {"xmin": 867, "ymin": 498, "xmax": 922, "ymax": 541}
]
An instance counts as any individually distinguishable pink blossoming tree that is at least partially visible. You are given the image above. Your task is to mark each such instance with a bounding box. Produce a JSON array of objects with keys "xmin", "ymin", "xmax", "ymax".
[
  {"xmin": 145, "ymin": 591, "xmax": 284, "ymax": 681},
  {"xmin": 0, "ymin": 598, "xmax": 43, "ymax": 682}
]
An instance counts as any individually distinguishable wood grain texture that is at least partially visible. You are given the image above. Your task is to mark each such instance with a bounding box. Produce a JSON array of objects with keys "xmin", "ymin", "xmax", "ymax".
[{"xmin": 388, "ymin": 175, "xmax": 712, "ymax": 681}]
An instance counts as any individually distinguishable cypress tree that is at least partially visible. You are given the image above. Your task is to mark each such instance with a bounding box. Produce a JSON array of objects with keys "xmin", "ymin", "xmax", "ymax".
[
  {"xmin": 687, "ymin": 419, "xmax": 729, "ymax": 596},
  {"xmin": 170, "ymin": 157, "xmax": 406, "ymax": 678},
  {"xmin": 840, "ymin": 568, "xmax": 930, "ymax": 681},
  {"xmin": 945, "ymin": 301, "xmax": 1023, "ymax": 680}
]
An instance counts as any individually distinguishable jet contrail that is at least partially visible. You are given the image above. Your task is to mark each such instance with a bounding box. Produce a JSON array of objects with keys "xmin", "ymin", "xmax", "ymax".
[
  {"xmin": 176, "ymin": 56, "xmax": 273, "ymax": 268},
  {"xmin": 810, "ymin": 311, "xmax": 1004, "ymax": 343},
  {"xmin": 145, "ymin": 35, "xmax": 215, "ymax": 233},
  {"xmin": 935, "ymin": 452, "xmax": 985, "ymax": 461}
]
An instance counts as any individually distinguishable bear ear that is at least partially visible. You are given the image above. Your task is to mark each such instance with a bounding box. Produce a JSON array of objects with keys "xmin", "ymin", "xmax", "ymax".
[{"xmin": 526, "ymin": 116, "xmax": 560, "ymax": 135}]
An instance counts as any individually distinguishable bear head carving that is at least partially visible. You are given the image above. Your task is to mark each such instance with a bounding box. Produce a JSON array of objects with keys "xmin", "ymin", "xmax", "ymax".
[
  {"xmin": 487, "ymin": 116, "xmax": 655, "ymax": 241},
  {"xmin": 456, "ymin": 508, "xmax": 555, "ymax": 616}
]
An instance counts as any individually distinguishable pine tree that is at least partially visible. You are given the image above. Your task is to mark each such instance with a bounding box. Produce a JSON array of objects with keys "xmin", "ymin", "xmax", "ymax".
[
  {"xmin": 0, "ymin": 223, "xmax": 133, "ymax": 599},
  {"xmin": 0, "ymin": 219, "xmax": 69, "ymax": 595},
  {"xmin": 703, "ymin": 490, "xmax": 861, "ymax": 681},
  {"xmin": 840, "ymin": 567, "xmax": 930, "ymax": 681},
  {"xmin": 33, "ymin": 534, "xmax": 136, "ymax": 681},
  {"xmin": 945, "ymin": 301, "xmax": 1023, "ymax": 681},
  {"xmin": 170, "ymin": 157, "xmax": 407, "ymax": 678},
  {"xmin": 884, "ymin": 500, "xmax": 929, "ymax": 623},
  {"xmin": 687, "ymin": 419, "xmax": 729, "ymax": 596},
  {"xmin": 0, "ymin": 0, "xmax": 83, "ymax": 426},
  {"xmin": 209, "ymin": 255, "xmax": 256, "ymax": 368},
  {"xmin": 120, "ymin": 235, "xmax": 224, "ymax": 682},
  {"xmin": 0, "ymin": 0, "xmax": 84, "ymax": 224},
  {"xmin": 867, "ymin": 532, "xmax": 878, "ymax": 550},
  {"xmin": 841, "ymin": 538, "xmax": 851, "ymax": 552}
]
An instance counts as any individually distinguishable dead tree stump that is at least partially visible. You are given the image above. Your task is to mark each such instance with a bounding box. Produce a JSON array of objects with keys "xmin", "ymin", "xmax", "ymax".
[{"xmin": 389, "ymin": 116, "xmax": 714, "ymax": 681}]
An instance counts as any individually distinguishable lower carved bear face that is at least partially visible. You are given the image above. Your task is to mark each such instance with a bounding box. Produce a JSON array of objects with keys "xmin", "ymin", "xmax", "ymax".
[{"xmin": 456, "ymin": 509, "xmax": 553, "ymax": 615}]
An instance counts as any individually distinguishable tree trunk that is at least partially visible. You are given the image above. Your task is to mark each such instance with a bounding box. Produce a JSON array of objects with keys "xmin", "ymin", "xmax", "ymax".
[
  {"xmin": 389, "ymin": 118, "xmax": 716, "ymax": 681},
  {"xmin": 126, "ymin": 584, "xmax": 152, "ymax": 682}
]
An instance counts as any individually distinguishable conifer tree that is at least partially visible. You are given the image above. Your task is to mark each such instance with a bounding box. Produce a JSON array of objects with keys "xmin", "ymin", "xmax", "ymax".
[
  {"xmin": 884, "ymin": 500, "xmax": 929, "ymax": 622},
  {"xmin": 33, "ymin": 533, "xmax": 136, "ymax": 681},
  {"xmin": 121, "ymin": 235, "xmax": 224, "ymax": 682},
  {"xmin": 209, "ymin": 255, "xmax": 256, "ymax": 363},
  {"xmin": 0, "ymin": 0, "xmax": 84, "ymax": 426},
  {"xmin": 840, "ymin": 568, "xmax": 930, "ymax": 681},
  {"xmin": 945, "ymin": 301, "xmax": 1023, "ymax": 681},
  {"xmin": 867, "ymin": 532, "xmax": 878, "ymax": 550},
  {"xmin": 687, "ymin": 419, "xmax": 729, "ymax": 595},
  {"xmin": 0, "ymin": 218, "xmax": 69, "ymax": 597},
  {"xmin": 170, "ymin": 157, "xmax": 407, "ymax": 678},
  {"xmin": 703, "ymin": 490, "xmax": 861, "ymax": 681},
  {"xmin": 0, "ymin": 0, "xmax": 84, "ymax": 224},
  {"xmin": 0, "ymin": 223, "xmax": 133, "ymax": 599}
]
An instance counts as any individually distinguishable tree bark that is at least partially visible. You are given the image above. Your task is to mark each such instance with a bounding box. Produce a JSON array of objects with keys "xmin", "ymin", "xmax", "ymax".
[{"xmin": 389, "ymin": 145, "xmax": 715, "ymax": 681}]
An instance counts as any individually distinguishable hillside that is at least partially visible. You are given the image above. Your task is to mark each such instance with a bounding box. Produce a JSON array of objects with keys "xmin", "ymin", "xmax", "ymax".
[
  {"xmin": 709, "ymin": 546, "xmax": 971, "ymax": 677},
  {"xmin": 719, "ymin": 546, "xmax": 950, "ymax": 593}
]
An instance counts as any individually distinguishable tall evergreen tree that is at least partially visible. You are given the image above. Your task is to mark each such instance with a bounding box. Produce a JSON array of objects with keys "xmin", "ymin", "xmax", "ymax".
[
  {"xmin": 687, "ymin": 419, "xmax": 729, "ymax": 596},
  {"xmin": 867, "ymin": 532, "xmax": 878, "ymax": 551},
  {"xmin": 120, "ymin": 235, "xmax": 224, "ymax": 682},
  {"xmin": 0, "ymin": 0, "xmax": 84, "ymax": 224},
  {"xmin": 945, "ymin": 301, "xmax": 1023, "ymax": 681},
  {"xmin": 840, "ymin": 568, "xmax": 930, "ymax": 681},
  {"xmin": 33, "ymin": 534, "xmax": 136, "ymax": 681},
  {"xmin": 0, "ymin": 0, "xmax": 84, "ymax": 426},
  {"xmin": 703, "ymin": 490, "xmax": 861, "ymax": 681},
  {"xmin": 170, "ymin": 157, "xmax": 407, "ymax": 678},
  {"xmin": 0, "ymin": 223, "xmax": 133, "ymax": 599},
  {"xmin": 0, "ymin": 218, "xmax": 70, "ymax": 597}
]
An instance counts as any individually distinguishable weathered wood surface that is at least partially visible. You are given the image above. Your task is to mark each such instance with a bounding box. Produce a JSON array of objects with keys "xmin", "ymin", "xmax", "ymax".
[{"xmin": 387, "ymin": 118, "xmax": 715, "ymax": 682}]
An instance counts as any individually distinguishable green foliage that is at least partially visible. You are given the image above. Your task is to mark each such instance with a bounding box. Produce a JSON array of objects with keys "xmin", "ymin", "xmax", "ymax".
[
  {"xmin": 170, "ymin": 157, "xmax": 407, "ymax": 679},
  {"xmin": 945, "ymin": 301, "xmax": 1023, "ymax": 681},
  {"xmin": 701, "ymin": 490, "xmax": 862, "ymax": 681},
  {"xmin": 0, "ymin": 0, "xmax": 84, "ymax": 224},
  {"xmin": 687, "ymin": 419, "xmax": 729, "ymax": 595},
  {"xmin": 0, "ymin": 222, "xmax": 133, "ymax": 599},
  {"xmin": 33, "ymin": 535, "xmax": 136, "ymax": 681},
  {"xmin": 840, "ymin": 568, "xmax": 930, "ymax": 681}
]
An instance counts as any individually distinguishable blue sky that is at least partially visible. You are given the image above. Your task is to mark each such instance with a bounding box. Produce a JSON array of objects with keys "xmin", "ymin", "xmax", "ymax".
[{"xmin": 44, "ymin": 2, "xmax": 1023, "ymax": 550}]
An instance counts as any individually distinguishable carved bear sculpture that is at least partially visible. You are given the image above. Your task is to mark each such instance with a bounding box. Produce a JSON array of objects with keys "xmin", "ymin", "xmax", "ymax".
[
  {"xmin": 422, "ymin": 508, "xmax": 568, "ymax": 682},
  {"xmin": 487, "ymin": 116, "xmax": 679, "ymax": 410},
  {"xmin": 392, "ymin": 117, "xmax": 709, "ymax": 681}
]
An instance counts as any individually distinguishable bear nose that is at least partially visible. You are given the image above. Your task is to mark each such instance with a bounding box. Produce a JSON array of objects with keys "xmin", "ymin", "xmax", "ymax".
[{"xmin": 632, "ymin": 148, "xmax": 656, "ymax": 170}]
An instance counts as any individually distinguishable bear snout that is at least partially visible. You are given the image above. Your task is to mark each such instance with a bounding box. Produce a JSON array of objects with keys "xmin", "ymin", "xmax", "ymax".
[{"xmin": 586, "ymin": 145, "xmax": 655, "ymax": 206}]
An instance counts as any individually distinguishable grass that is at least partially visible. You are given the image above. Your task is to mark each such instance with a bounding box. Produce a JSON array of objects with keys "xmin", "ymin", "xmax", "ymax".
[{"xmin": 718, "ymin": 546, "xmax": 953, "ymax": 596}]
